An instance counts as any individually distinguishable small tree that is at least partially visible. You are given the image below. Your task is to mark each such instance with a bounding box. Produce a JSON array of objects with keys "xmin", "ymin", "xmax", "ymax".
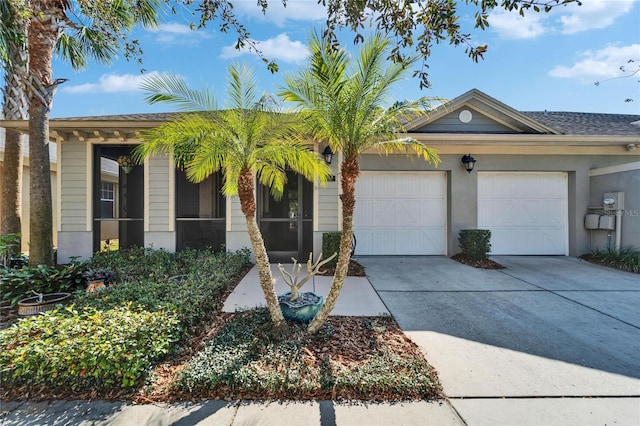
[
  {"xmin": 280, "ymin": 32, "xmax": 441, "ymax": 334},
  {"xmin": 134, "ymin": 63, "xmax": 331, "ymax": 329}
]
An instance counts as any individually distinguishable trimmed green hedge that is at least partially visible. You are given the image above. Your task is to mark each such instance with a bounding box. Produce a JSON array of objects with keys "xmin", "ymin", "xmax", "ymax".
[
  {"xmin": 458, "ymin": 229, "xmax": 492, "ymax": 261},
  {"xmin": 322, "ymin": 233, "xmax": 341, "ymax": 267}
]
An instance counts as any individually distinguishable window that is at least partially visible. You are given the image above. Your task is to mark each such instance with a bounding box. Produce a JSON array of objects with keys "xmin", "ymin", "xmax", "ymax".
[{"xmin": 100, "ymin": 182, "xmax": 115, "ymax": 218}]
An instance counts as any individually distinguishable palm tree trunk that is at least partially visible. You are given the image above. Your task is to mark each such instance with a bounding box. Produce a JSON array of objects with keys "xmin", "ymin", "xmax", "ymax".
[
  {"xmin": 1, "ymin": 128, "xmax": 24, "ymax": 240},
  {"xmin": 28, "ymin": 101, "xmax": 54, "ymax": 266},
  {"xmin": 25, "ymin": 2, "xmax": 61, "ymax": 266},
  {"xmin": 308, "ymin": 157, "xmax": 359, "ymax": 334},
  {"xmin": 237, "ymin": 168, "xmax": 285, "ymax": 327},
  {"xmin": 1, "ymin": 9, "xmax": 28, "ymax": 254}
]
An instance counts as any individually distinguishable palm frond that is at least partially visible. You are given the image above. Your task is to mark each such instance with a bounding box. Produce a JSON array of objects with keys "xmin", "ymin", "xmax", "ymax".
[
  {"xmin": 140, "ymin": 72, "xmax": 217, "ymax": 111},
  {"xmin": 131, "ymin": 0, "xmax": 163, "ymax": 28},
  {"xmin": 0, "ymin": 1, "xmax": 27, "ymax": 65},
  {"xmin": 226, "ymin": 62, "xmax": 261, "ymax": 111},
  {"xmin": 281, "ymin": 32, "xmax": 440, "ymax": 166},
  {"xmin": 372, "ymin": 138, "xmax": 441, "ymax": 165}
]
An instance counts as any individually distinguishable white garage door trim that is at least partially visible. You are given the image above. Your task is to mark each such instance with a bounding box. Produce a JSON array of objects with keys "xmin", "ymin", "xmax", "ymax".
[
  {"xmin": 478, "ymin": 172, "xmax": 568, "ymax": 255},
  {"xmin": 354, "ymin": 171, "xmax": 447, "ymax": 255}
]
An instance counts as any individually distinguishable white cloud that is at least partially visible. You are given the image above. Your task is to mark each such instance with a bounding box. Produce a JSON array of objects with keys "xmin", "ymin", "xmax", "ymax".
[
  {"xmin": 62, "ymin": 72, "xmax": 161, "ymax": 94},
  {"xmin": 221, "ymin": 33, "xmax": 309, "ymax": 63},
  {"xmin": 488, "ymin": 0, "xmax": 636, "ymax": 39},
  {"xmin": 548, "ymin": 44, "xmax": 640, "ymax": 82},
  {"xmin": 233, "ymin": 0, "xmax": 326, "ymax": 27},
  {"xmin": 488, "ymin": 9, "xmax": 545, "ymax": 39},
  {"xmin": 149, "ymin": 22, "xmax": 210, "ymax": 44},
  {"xmin": 559, "ymin": 0, "xmax": 635, "ymax": 34}
]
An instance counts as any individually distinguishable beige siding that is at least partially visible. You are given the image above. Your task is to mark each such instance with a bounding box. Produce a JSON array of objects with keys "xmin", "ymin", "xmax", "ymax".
[
  {"xmin": 147, "ymin": 154, "xmax": 170, "ymax": 231},
  {"xmin": 317, "ymin": 180, "xmax": 339, "ymax": 232},
  {"xmin": 60, "ymin": 141, "xmax": 88, "ymax": 232},
  {"xmin": 230, "ymin": 195, "xmax": 246, "ymax": 231}
]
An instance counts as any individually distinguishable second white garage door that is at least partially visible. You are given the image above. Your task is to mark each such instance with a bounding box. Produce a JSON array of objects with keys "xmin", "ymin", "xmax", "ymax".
[
  {"xmin": 354, "ymin": 172, "xmax": 446, "ymax": 255},
  {"xmin": 478, "ymin": 172, "xmax": 568, "ymax": 255}
]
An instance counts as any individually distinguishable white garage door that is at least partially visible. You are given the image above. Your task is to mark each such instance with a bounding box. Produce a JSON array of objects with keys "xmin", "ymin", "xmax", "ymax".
[
  {"xmin": 354, "ymin": 172, "xmax": 446, "ymax": 255},
  {"xmin": 478, "ymin": 172, "xmax": 568, "ymax": 255}
]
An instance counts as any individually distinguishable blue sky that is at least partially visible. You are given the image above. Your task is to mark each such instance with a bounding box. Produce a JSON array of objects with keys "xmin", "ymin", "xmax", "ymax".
[{"xmin": 42, "ymin": 0, "xmax": 640, "ymax": 118}]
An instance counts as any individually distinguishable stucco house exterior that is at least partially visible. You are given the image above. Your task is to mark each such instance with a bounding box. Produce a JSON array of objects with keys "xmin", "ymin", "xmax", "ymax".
[{"xmin": 1, "ymin": 89, "xmax": 639, "ymax": 263}]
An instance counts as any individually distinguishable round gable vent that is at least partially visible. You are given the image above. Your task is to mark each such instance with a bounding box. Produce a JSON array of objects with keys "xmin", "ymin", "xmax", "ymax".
[{"xmin": 458, "ymin": 109, "xmax": 473, "ymax": 123}]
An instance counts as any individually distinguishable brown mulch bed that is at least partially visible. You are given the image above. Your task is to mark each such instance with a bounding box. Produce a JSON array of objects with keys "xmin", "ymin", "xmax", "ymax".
[
  {"xmin": 451, "ymin": 253, "xmax": 505, "ymax": 269},
  {"xmin": 317, "ymin": 259, "xmax": 366, "ymax": 277}
]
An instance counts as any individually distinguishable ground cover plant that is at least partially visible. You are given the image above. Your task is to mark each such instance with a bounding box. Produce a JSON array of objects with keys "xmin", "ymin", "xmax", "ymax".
[
  {"xmin": 581, "ymin": 247, "xmax": 640, "ymax": 273},
  {"xmin": 0, "ymin": 305, "xmax": 180, "ymax": 395},
  {"xmin": 146, "ymin": 309, "xmax": 441, "ymax": 402}
]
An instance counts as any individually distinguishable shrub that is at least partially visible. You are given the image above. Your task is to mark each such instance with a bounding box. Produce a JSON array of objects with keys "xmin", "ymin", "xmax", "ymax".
[
  {"xmin": 76, "ymin": 248, "xmax": 251, "ymax": 326},
  {"xmin": 81, "ymin": 246, "xmax": 182, "ymax": 283},
  {"xmin": 80, "ymin": 246, "xmax": 251, "ymax": 285},
  {"xmin": 458, "ymin": 229, "xmax": 492, "ymax": 261},
  {"xmin": 322, "ymin": 233, "xmax": 341, "ymax": 267},
  {"xmin": 0, "ymin": 233, "xmax": 21, "ymax": 268},
  {"xmin": 0, "ymin": 263, "xmax": 85, "ymax": 307},
  {"xmin": 0, "ymin": 305, "xmax": 180, "ymax": 391}
]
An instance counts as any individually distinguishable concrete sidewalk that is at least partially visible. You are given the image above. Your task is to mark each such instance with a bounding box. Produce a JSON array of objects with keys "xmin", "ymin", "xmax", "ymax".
[{"xmin": 0, "ymin": 399, "xmax": 463, "ymax": 425}]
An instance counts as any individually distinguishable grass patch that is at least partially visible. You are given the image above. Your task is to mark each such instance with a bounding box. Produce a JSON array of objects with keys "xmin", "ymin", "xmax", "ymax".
[
  {"xmin": 171, "ymin": 309, "xmax": 441, "ymax": 401},
  {"xmin": 582, "ymin": 247, "xmax": 640, "ymax": 273}
]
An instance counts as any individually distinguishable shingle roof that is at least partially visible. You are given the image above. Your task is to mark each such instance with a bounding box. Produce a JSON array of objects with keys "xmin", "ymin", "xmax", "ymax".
[
  {"xmin": 521, "ymin": 111, "xmax": 640, "ymax": 136},
  {"xmin": 50, "ymin": 110, "xmax": 640, "ymax": 136},
  {"xmin": 53, "ymin": 112, "xmax": 181, "ymax": 122}
]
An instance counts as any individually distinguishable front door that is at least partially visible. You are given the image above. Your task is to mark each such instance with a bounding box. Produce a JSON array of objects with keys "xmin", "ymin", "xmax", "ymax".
[{"xmin": 258, "ymin": 171, "xmax": 313, "ymax": 262}]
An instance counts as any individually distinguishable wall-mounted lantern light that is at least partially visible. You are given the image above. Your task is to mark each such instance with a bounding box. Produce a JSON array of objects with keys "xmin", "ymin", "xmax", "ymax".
[
  {"xmin": 461, "ymin": 154, "xmax": 477, "ymax": 173},
  {"xmin": 322, "ymin": 146, "xmax": 334, "ymax": 165}
]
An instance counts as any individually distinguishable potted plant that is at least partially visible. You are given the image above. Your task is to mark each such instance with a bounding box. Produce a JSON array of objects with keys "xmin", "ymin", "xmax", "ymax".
[
  {"xmin": 83, "ymin": 268, "xmax": 115, "ymax": 294},
  {"xmin": 117, "ymin": 155, "xmax": 135, "ymax": 174},
  {"xmin": 18, "ymin": 290, "xmax": 72, "ymax": 316},
  {"xmin": 277, "ymin": 252, "xmax": 336, "ymax": 323}
]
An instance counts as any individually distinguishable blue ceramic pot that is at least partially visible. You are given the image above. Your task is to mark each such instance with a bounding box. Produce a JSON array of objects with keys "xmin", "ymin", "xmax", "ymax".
[{"xmin": 278, "ymin": 291, "xmax": 323, "ymax": 323}]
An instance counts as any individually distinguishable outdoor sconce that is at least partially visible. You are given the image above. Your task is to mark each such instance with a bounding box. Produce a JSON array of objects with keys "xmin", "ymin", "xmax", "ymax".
[
  {"xmin": 461, "ymin": 154, "xmax": 477, "ymax": 173},
  {"xmin": 322, "ymin": 146, "xmax": 334, "ymax": 165}
]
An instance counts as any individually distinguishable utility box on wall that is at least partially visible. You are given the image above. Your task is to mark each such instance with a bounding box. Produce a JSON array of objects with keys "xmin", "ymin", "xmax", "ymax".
[
  {"xmin": 603, "ymin": 192, "xmax": 624, "ymax": 211},
  {"xmin": 585, "ymin": 214, "xmax": 600, "ymax": 230},
  {"xmin": 599, "ymin": 215, "xmax": 615, "ymax": 230}
]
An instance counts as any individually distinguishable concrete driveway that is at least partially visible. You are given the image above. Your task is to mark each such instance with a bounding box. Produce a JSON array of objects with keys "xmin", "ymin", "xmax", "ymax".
[{"xmin": 358, "ymin": 255, "xmax": 640, "ymax": 425}]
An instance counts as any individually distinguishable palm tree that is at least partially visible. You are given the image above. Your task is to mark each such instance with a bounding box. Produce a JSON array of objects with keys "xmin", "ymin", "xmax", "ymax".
[
  {"xmin": 3, "ymin": 0, "xmax": 162, "ymax": 266},
  {"xmin": 0, "ymin": 1, "xmax": 28, "ymax": 254},
  {"xmin": 134, "ymin": 63, "xmax": 331, "ymax": 328},
  {"xmin": 280, "ymin": 32, "xmax": 441, "ymax": 334}
]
